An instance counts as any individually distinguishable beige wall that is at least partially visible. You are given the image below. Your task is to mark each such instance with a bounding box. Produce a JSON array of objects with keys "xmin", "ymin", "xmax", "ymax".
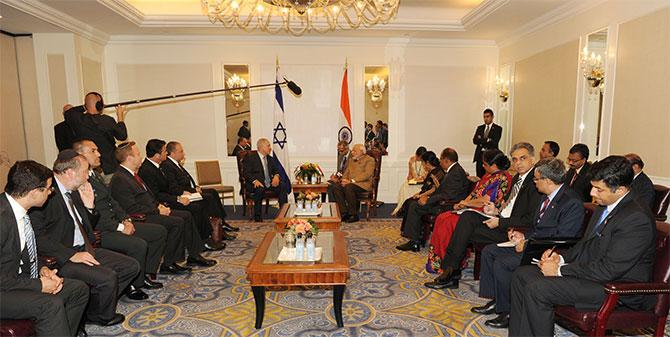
[
  {"xmin": 511, "ymin": 40, "xmax": 579, "ymax": 151},
  {"xmin": 1, "ymin": 34, "xmax": 28, "ymax": 188},
  {"xmin": 610, "ymin": 7, "xmax": 670, "ymax": 178}
]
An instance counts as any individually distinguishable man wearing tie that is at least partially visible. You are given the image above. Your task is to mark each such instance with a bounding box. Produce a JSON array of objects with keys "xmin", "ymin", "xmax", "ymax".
[
  {"xmin": 30, "ymin": 150, "xmax": 140, "ymax": 327},
  {"xmin": 243, "ymin": 138, "xmax": 288, "ymax": 222},
  {"xmin": 327, "ymin": 141, "xmax": 350, "ymax": 201},
  {"xmin": 1, "ymin": 161, "xmax": 89, "ymax": 337},
  {"xmin": 508, "ymin": 156, "xmax": 656, "ymax": 337},
  {"xmin": 565, "ymin": 143, "xmax": 592, "ymax": 202},
  {"xmin": 472, "ymin": 109, "xmax": 503, "ymax": 178},
  {"xmin": 232, "ymin": 137, "xmax": 251, "ymax": 157}
]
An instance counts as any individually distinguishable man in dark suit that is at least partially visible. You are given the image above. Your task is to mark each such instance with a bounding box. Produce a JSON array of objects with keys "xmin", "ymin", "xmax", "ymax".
[
  {"xmin": 54, "ymin": 104, "xmax": 77, "ymax": 152},
  {"xmin": 472, "ymin": 109, "xmax": 503, "ymax": 177},
  {"xmin": 471, "ymin": 158, "xmax": 584, "ymax": 329},
  {"xmin": 237, "ymin": 120, "xmax": 251, "ymax": 139},
  {"xmin": 509, "ymin": 156, "xmax": 656, "ymax": 337},
  {"xmin": 243, "ymin": 138, "xmax": 288, "ymax": 222},
  {"xmin": 139, "ymin": 140, "xmax": 229, "ymax": 249},
  {"xmin": 232, "ymin": 137, "xmax": 251, "ymax": 157},
  {"xmin": 565, "ymin": 143, "xmax": 592, "ymax": 202},
  {"xmin": 74, "ymin": 140, "xmax": 167, "ymax": 296},
  {"xmin": 327, "ymin": 141, "xmax": 351, "ymax": 201},
  {"xmin": 30, "ymin": 150, "xmax": 139, "ymax": 327},
  {"xmin": 110, "ymin": 142, "xmax": 216, "ymax": 271},
  {"xmin": 162, "ymin": 141, "xmax": 237, "ymax": 234},
  {"xmin": 626, "ymin": 153, "xmax": 655, "ymax": 210},
  {"xmin": 1, "ymin": 161, "xmax": 89, "ymax": 337},
  {"xmin": 396, "ymin": 148, "xmax": 471, "ymax": 252},
  {"xmin": 64, "ymin": 92, "xmax": 128, "ymax": 179},
  {"xmin": 539, "ymin": 140, "xmax": 560, "ymax": 160},
  {"xmin": 425, "ymin": 142, "xmax": 543, "ymax": 289}
]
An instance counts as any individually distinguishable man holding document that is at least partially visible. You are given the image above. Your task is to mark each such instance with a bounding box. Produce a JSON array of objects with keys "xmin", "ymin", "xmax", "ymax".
[
  {"xmin": 508, "ymin": 156, "xmax": 656, "ymax": 337},
  {"xmin": 470, "ymin": 158, "xmax": 584, "ymax": 329}
]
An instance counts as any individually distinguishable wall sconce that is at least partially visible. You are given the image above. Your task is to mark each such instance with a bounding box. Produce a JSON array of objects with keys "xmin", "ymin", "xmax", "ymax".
[
  {"xmin": 496, "ymin": 77, "xmax": 510, "ymax": 103},
  {"xmin": 225, "ymin": 73, "xmax": 247, "ymax": 107},
  {"xmin": 581, "ymin": 47, "xmax": 605, "ymax": 91},
  {"xmin": 366, "ymin": 75, "xmax": 386, "ymax": 108}
]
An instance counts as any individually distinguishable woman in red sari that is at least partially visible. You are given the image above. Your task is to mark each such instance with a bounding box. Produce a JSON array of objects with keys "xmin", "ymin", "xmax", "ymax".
[{"xmin": 427, "ymin": 149, "xmax": 511, "ymax": 273}]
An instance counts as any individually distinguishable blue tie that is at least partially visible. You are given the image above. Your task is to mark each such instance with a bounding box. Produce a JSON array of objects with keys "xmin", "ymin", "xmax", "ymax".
[
  {"xmin": 23, "ymin": 215, "xmax": 39, "ymax": 278},
  {"xmin": 593, "ymin": 208, "xmax": 610, "ymax": 235}
]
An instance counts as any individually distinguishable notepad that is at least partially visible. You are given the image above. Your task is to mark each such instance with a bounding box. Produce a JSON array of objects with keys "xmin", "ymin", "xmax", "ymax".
[
  {"xmin": 185, "ymin": 193, "xmax": 203, "ymax": 202},
  {"xmin": 452, "ymin": 208, "xmax": 494, "ymax": 219}
]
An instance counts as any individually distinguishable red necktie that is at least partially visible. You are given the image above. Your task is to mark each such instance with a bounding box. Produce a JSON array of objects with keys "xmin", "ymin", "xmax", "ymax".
[
  {"xmin": 134, "ymin": 173, "xmax": 147, "ymax": 190},
  {"xmin": 569, "ymin": 172, "xmax": 578, "ymax": 186},
  {"xmin": 538, "ymin": 197, "xmax": 551, "ymax": 219}
]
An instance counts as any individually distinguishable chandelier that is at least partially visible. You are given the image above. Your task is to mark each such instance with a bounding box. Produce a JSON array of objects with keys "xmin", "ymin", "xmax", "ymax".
[
  {"xmin": 366, "ymin": 75, "xmax": 386, "ymax": 108},
  {"xmin": 580, "ymin": 46, "xmax": 605, "ymax": 92},
  {"xmin": 201, "ymin": 0, "xmax": 400, "ymax": 36},
  {"xmin": 496, "ymin": 76, "xmax": 509, "ymax": 103},
  {"xmin": 226, "ymin": 73, "xmax": 248, "ymax": 107}
]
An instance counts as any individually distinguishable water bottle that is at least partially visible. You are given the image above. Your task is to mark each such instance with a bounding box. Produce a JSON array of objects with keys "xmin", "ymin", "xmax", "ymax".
[
  {"xmin": 306, "ymin": 234, "xmax": 315, "ymax": 261},
  {"xmin": 295, "ymin": 233, "xmax": 304, "ymax": 260}
]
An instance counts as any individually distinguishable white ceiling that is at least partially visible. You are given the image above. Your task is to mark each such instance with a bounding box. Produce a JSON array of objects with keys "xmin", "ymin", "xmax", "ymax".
[{"xmin": 0, "ymin": 0, "xmax": 582, "ymax": 43}]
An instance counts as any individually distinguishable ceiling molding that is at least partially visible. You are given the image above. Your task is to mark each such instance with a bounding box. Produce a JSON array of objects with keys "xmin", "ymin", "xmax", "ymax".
[
  {"xmin": 462, "ymin": 0, "xmax": 510, "ymax": 29},
  {"xmin": 1, "ymin": 0, "xmax": 109, "ymax": 44},
  {"xmin": 497, "ymin": 0, "xmax": 609, "ymax": 48},
  {"xmin": 96, "ymin": 0, "xmax": 143, "ymax": 26}
]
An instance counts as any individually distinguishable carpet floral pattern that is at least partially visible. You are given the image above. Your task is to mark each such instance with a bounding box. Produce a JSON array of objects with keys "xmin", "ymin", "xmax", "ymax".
[{"xmin": 87, "ymin": 220, "xmax": 669, "ymax": 337}]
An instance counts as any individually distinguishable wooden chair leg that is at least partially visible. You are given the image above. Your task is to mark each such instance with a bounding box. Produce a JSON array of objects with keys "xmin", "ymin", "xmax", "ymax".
[
  {"xmin": 265, "ymin": 199, "xmax": 269, "ymax": 214},
  {"xmin": 654, "ymin": 316, "xmax": 668, "ymax": 337}
]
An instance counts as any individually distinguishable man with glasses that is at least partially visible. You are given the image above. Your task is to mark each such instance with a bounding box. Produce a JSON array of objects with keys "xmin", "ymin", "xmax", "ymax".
[
  {"xmin": 425, "ymin": 142, "xmax": 543, "ymax": 290},
  {"xmin": 565, "ymin": 143, "xmax": 592, "ymax": 202},
  {"xmin": 1, "ymin": 160, "xmax": 89, "ymax": 337}
]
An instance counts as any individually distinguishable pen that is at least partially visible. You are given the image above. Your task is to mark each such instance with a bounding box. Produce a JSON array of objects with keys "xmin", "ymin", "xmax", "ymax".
[{"xmin": 548, "ymin": 245, "xmax": 557, "ymax": 257}]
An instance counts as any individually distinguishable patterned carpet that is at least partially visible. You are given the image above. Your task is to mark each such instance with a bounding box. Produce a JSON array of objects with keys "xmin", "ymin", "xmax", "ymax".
[{"xmin": 86, "ymin": 219, "xmax": 669, "ymax": 337}]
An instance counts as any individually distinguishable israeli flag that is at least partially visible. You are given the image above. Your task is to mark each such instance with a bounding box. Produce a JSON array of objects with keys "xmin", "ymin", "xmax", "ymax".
[{"xmin": 272, "ymin": 64, "xmax": 292, "ymax": 195}]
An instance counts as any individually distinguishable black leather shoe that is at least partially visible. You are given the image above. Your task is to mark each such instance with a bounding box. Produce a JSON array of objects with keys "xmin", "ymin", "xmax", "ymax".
[
  {"xmin": 222, "ymin": 231, "xmax": 237, "ymax": 241},
  {"xmin": 126, "ymin": 286, "xmax": 149, "ymax": 300},
  {"xmin": 174, "ymin": 263, "xmax": 192, "ymax": 272},
  {"xmin": 88, "ymin": 313, "xmax": 125, "ymax": 326},
  {"xmin": 204, "ymin": 239, "xmax": 226, "ymax": 251},
  {"xmin": 471, "ymin": 299, "xmax": 496, "ymax": 314},
  {"xmin": 424, "ymin": 268, "xmax": 461, "ymax": 289},
  {"xmin": 143, "ymin": 277, "xmax": 163, "ymax": 289},
  {"xmin": 484, "ymin": 313, "xmax": 509, "ymax": 329},
  {"xmin": 396, "ymin": 241, "xmax": 420, "ymax": 252},
  {"xmin": 345, "ymin": 215, "xmax": 360, "ymax": 223},
  {"xmin": 159, "ymin": 264, "xmax": 190, "ymax": 275},
  {"xmin": 76, "ymin": 328, "xmax": 87, "ymax": 337},
  {"xmin": 222, "ymin": 222, "xmax": 240, "ymax": 232},
  {"xmin": 187, "ymin": 255, "xmax": 217, "ymax": 267}
]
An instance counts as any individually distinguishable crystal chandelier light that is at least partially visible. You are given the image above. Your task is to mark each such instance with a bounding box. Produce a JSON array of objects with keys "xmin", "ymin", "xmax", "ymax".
[
  {"xmin": 580, "ymin": 46, "xmax": 605, "ymax": 92},
  {"xmin": 226, "ymin": 73, "xmax": 248, "ymax": 107},
  {"xmin": 366, "ymin": 75, "xmax": 386, "ymax": 108},
  {"xmin": 201, "ymin": 0, "xmax": 400, "ymax": 36}
]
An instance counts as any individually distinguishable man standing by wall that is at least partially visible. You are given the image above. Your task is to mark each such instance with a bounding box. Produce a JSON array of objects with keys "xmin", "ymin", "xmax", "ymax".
[{"xmin": 472, "ymin": 109, "xmax": 502, "ymax": 178}]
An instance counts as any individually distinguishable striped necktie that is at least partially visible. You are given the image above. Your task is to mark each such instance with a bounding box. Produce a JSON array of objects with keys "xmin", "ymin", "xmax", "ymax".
[{"xmin": 23, "ymin": 215, "xmax": 39, "ymax": 278}]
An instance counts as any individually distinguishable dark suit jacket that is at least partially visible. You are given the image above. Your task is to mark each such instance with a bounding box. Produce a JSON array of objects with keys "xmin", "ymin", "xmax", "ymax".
[
  {"xmin": 561, "ymin": 193, "xmax": 656, "ymax": 310},
  {"xmin": 526, "ymin": 185, "xmax": 584, "ymax": 239},
  {"xmin": 54, "ymin": 121, "xmax": 77, "ymax": 152},
  {"xmin": 160, "ymin": 158, "xmax": 197, "ymax": 196},
  {"xmin": 472, "ymin": 123, "xmax": 502, "ymax": 162},
  {"xmin": 232, "ymin": 144, "xmax": 246, "ymax": 157},
  {"xmin": 29, "ymin": 186, "xmax": 98, "ymax": 266},
  {"xmin": 565, "ymin": 162, "xmax": 592, "ymax": 202},
  {"xmin": 243, "ymin": 151, "xmax": 279, "ymax": 188},
  {"xmin": 427, "ymin": 162, "xmax": 470, "ymax": 206},
  {"xmin": 139, "ymin": 159, "xmax": 179, "ymax": 206},
  {"xmin": 0, "ymin": 194, "xmax": 42, "ymax": 292},
  {"xmin": 109, "ymin": 167, "xmax": 160, "ymax": 216},
  {"xmin": 336, "ymin": 151, "xmax": 350, "ymax": 174},
  {"xmin": 499, "ymin": 167, "xmax": 544, "ymax": 230},
  {"xmin": 630, "ymin": 171, "xmax": 655, "ymax": 210},
  {"xmin": 89, "ymin": 171, "xmax": 129, "ymax": 233},
  {"xmin": 64, "ymin": 106, "xmax": 127, "ymax": 174},
  {"xmin": 237, "ymin": 126, "xmax": 251, "ymax": 139}
]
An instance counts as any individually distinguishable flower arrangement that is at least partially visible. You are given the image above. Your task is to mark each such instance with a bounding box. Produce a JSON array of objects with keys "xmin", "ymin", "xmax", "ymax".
[
  {"xmin": 297, "ymin": 191, "xmax": 320, "ymax": 201},
  {"xmin": 294, "ymin": 162, "xmax": 324, "ymax": 182},
  {"xmin": 286, "ymin": 218, "xmax": 319, "ymax": 237}
]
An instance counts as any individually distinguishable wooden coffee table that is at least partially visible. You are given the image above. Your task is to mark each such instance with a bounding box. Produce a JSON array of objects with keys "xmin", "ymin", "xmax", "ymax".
[
  {"xmin": 292, "ymin": 182, "xmax": 329, "ymax": 202},
  {"xmin": 274, "ymin": 202, "xmax": 341, "ymax": 230},
  {"xmin": 246, "ymin": 230, "xmax": 350, "ymax": 328}
]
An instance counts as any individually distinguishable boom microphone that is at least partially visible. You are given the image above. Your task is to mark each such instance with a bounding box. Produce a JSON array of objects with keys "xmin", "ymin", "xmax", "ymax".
[{"xmin": 284, "ymin": 77, "xmax": 302, "ymax": 96}]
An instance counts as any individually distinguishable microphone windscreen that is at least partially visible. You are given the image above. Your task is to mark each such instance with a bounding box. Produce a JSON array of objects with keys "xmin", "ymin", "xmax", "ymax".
[
  {"xmin": 285, "ymin": 79, "xmax": 302, "ymax": 96},
  {"xmin": 96, "ymin": 101, "xmax": 104, "ymax": 112}
]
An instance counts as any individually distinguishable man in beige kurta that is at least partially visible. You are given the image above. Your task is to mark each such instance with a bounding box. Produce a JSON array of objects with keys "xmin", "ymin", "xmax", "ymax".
[{"xmin": 331, "ymin": 144, "xmax": 375, "ymax": 223}]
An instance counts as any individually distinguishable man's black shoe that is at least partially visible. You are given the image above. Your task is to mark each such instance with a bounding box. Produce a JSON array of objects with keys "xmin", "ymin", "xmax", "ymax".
[
  {"xmin": 222, "ymin": 232, "xmax": 237, "ymax": 241},
  {"xmin": 396, "ymin": 241, "xmax": 420, "ymax": 252},
  {"xmin": 174, "ymin": 263, "xmax": 192, "ymax": 272},
  {"xmin": 76, "ymin": 328, "xmax": 88, "ymax": 337},
  {"xmin": 484, "ymin": 313, "xmax": 509, "ymax": 329},
  {"xmin": 125, "ymin": 286, "xmax": 148, "ymax": 300},
  {"xmin": 159, "ymin": 264, "xmax": 190, "ymax": 275},
  {"xmin": 345, "ymin": 215, "xmax": 360, "ymax": 223},
  {"xmin": 222, "ymin": 222, "xmax": 240, "ymax": 232},
  {"xmin": 204, "ymin": 239, "xmax": 226, "ymax": 251},
  {"xmin": 88, "ymin": 313, "xmax": 125, "ymax": 326},
  {"xmin": 424, "ymin": 268, "xmax": 461, "ymax": 289},
  {"xmin": 187, "ymin": 255, "xmax": 217, "ymax": 267},
  {"xmin": 143, "ymin": 278, "xmax": 163, "ymax": 289},
  {"xmin": 471, "ymin": 299, "xmax": 496, "ymax": 314}
]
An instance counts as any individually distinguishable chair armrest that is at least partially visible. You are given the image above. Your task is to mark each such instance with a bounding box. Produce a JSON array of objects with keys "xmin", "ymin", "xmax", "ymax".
[
  {"xmin": 93, "ymin": 230, "xmax": 102, "ymax": 247},
  {"xmin": 128, "ymin": 213, "xmax": 146, "ymax": 222},
  {"xmin": 39, "ymin": 255, "xmax": 58, "ymax": 269},
  {"xmin": 604, "ymin": 282, "xmax": 670, "ymax": 295}
]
